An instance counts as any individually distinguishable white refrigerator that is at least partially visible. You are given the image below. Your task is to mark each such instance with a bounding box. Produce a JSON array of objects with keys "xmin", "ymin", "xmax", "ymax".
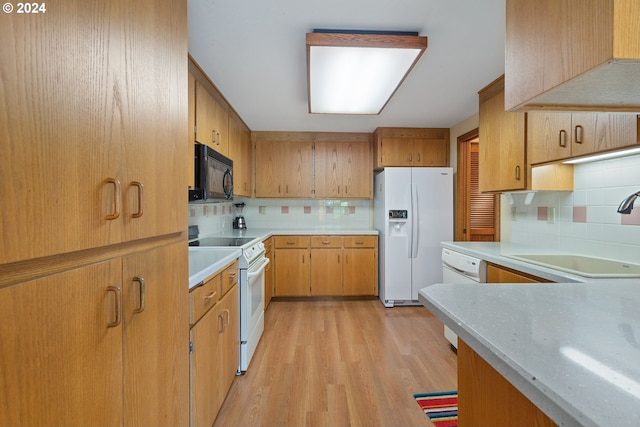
[{"xmin": 374, "ymin": 168, "xmax": 453, "ymax": 307}]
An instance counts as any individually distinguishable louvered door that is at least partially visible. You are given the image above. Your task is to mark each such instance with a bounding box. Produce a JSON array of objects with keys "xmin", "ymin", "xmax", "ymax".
[{"xmin": 468, "ymin": 142, "xmax": 497, "ymax": 241}]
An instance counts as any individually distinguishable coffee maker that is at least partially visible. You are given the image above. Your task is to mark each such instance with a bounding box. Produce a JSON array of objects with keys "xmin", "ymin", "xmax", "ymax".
[{"xmin": 233, "ymin": 202, "xmax": 247, "ymax": 229}]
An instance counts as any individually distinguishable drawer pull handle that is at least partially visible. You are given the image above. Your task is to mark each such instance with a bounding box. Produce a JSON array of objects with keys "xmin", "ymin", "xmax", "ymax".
[
  {"xmin": 574, "ymin": 125, "xmax": 584, "ymax": 144},
  {"xmin": 322, "ymin": 241, "xmax": 331, "ymax": 244},
  {"xmin": 286, "ymin": 241, "xmax": 296, "ymax": 245},
  {"xmin": 204, "ymin": 291, "xmax": 217, "ymax": 301},
  {"xmin": 104, "ymin": 178, "xmax": 121, "ymax": 220},
  {"xmin": 559, "ymin": 129, "xmax": 567, "ymax": 148},
  {"xmin": 132, "ymin": 276, "xmax": 145, "ymax": 314},
  {"xmin": 106, "ymin": 286, "xmax": 122, "ymax": 328},
  {"xmin": 131, "ymin": 181, "xmax": 144, "ymax": 218},
  {"xmin": 355, "ymin": 240, "xmax": 364, "ymax": 245}
]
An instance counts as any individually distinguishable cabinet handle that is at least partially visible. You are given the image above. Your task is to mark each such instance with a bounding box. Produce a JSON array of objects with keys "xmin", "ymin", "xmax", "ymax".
[
  {"xmin": 132, "ymin": 276, "xmax": 145, "ymax": 314},
  {"xmin": 322, "ymin": 240, "xmax": 331, "ymax": 244},
  {"xmin": 286, "ymin": 185, "xmax": 289, "ymax": 193},
  {"xmin": 559, "ymin": 130, "xmax": 567, "ymax": 148},
  {"xmin": 286, "ymin": 241, "xmax": 296, "ymax": 245},
  {"xmin": 408, "ymin": 153, "xmax": 412, "ymax": 162},
  {"xmin": 278, "ymin": 184, "xmax": 281, "ymax": 194},
  {"xmin": 338, "ymin": 185, "xmax": 340, "ymax": 194},
  {"xmin": 338, "ymin": 254, "xmax": 340, "ymax": 263},
  {"xmin": 106, "ymin": 286, "xmax": 122, "ymax": 328},
  {"xmin": 131, "ymin": 181, "xmax": 144, "ymax": 218},
  {"xmin": 574, "ymin": 125, "xmax": 584, "ymax": 144},
  {"xmin": 302, "ymin": 254, "xmax": 305, "ymax": 264},
  {"xmin": 515, "ymin": 165, "xmax": 521, "ymax": 181},
  {"xmin": 212, "ymin": 130, "xmax": 215, "ymax": 145},
  {"xmin": 355, "ymin": 240, "xmax": 364, "ymax": 245},
  {"xmin": 104, "ymin": 178, "xmax": 121, "ymax": 220},
  {"xmin": 218, "ymin": 313, "xmax": 225, "ymax": 332},
  {"xmin": 224, "ymin": 309, "xmax": 230, "ymax": 327},
  {"xmin": 204, "ymin": 290, "xmax": 217, "ymax": 301},
  {"xmin": 417, "ymin": 153, "xmax": 421, "ymax": 162}
]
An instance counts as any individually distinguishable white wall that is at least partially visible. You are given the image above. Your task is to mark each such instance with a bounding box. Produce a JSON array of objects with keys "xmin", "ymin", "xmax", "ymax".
[{"xmin": 506, "ymin": 154, "xmax": 640, "ymax": 263}]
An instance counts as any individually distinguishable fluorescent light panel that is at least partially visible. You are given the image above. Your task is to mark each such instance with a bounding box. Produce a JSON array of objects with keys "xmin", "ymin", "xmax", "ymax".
[{"xmin": 307, "ymin": 31, "xmax": 428, "ymax": 114}]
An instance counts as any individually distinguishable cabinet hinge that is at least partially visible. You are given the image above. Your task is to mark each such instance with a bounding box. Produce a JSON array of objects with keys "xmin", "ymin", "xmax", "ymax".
[{"xmin": 189, "ymin": 341, "xmax": 194, "ymax": 353}]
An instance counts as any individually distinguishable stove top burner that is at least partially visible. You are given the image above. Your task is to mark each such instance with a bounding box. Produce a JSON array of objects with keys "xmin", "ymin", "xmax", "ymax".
[{"xmin": 189, "ymin": 237, "xmax": 257, "ymax": 247}]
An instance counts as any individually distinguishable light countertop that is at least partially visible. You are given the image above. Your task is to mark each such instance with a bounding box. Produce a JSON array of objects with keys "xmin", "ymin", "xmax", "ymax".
[
  {"xmin": 188, "ymin": 248, "xmax": 242, "ymax": 289},
  {"xmin": 188, "ymin": 228, "xmax": 378, "ymax": 289},
  {"xmin": 419, "ymin": 240, "xmax": 640, "ymax": 426},
  {"xmin": 419, "ymin": 281, "xmax": 640, "ymax": 427}
]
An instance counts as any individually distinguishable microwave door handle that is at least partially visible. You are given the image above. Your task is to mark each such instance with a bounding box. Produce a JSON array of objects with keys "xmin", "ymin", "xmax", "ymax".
[{"xmin": 223, "ymin": 168, "xmax": 233, "ymax": 199}]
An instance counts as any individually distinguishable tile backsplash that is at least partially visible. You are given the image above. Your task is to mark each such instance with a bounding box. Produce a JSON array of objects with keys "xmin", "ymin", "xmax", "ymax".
[
  {"xmin": 189, "ymin": 197, "xmax": 373, "ymax": 234},
  {"xmin": 507, "ymin": 154, "xmax": 640, "ymax": 263}
]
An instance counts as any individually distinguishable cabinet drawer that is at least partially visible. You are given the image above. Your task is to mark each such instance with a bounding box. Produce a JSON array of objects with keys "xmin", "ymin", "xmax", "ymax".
[
  {"xmin": 310, "ymin": 236, "xmax": 343, "ymax": 248},
  {"xmin": 221, "ymin": 259, "xmax": 239, "ymax": 296},
  {"xmin": 190, "ymin": 273, "xmax": 221, "ymax": 325},
  {"xmin": 343, "ymin": 236, "xmax": 377, "ymax": 248},
  {"xmin": 274, "ymin": 235, "xmax": 310, "ymax": 248}
]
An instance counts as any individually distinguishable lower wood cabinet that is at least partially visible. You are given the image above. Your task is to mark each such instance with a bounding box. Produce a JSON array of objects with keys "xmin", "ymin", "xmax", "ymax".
[
  {"xmin": 487, "ymin": 263, "xmax": 551, "ymax": 283},
  {"xmin": 458, "ymin": 340, "xmax": 557, "ymax": 426},
  {"xmin": 0, "ymin": 241, "xmax": 189, "ymax": 427},
  {"xmin": 189, "ymin": 261, "xmax": 239, "ymax": 427},
  {"xmin": 273, "ymin": 235, "xmax": 378, "ymax": 297}
]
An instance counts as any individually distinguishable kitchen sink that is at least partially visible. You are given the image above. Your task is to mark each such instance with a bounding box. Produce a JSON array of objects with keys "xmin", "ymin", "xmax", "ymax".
[{"xmin": 505, "ymin": 254, "xmax": 640, "ymax": 278}]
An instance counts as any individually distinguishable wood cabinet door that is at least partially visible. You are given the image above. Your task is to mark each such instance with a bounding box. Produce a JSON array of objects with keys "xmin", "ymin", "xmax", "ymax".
[
  {"xmin": 343, "ymin": 141, "xmax": 373, "ymax": 198},
  {"xmin": 219, "ymin": 284, "xmax": 240, "ymax": 398},
  {"xmin": 314, "ymin": 141, "xmax": 342, "ymax": 198},
  {"xmin": 282, "ymin": 140, "xmax": 314, "ymax": 197},
  {"xmin": 527, "ymin": 112, "xmax": 573, "ymax": 164},
  {"xmin": 0, "ymin": 0, "xmax": 123, "ymax": 263},
  {"xmin": 255, "ymin": 140, "xmax": 285, "ymax": 197},
  {"xmin": 0, "ymin": 260, "xmax": 123, "ymax": 427},
  {"xmin": 479, "ymin": 79, "xmax": 527, "ymax": 192},
  {"xmin": 413, "ymin": 138, "xmax": 449, "ymax": 167},
  {"xmin": 274, "ymin": 249, "xmax": 310, "ymax": 296},
  {"xmin": 570, "ymin": 113, "xmax": 638, "ymax": 157},
  {"xmin": 310, "ymin": 248, "xmax": 343, "ymax": 295},
  {"xmin": 195, "ymin": 81, "xmax": 217, "ymax": 148},
  {"xmin": 190, "ymin": 301, "xmax": 223, "ymax": 427},
  {"xmin": 380, "ymin": 138, "xmax": 414, "ymax": 166},
  {"xmin": 188, "ymin": 71, "xmax": 197, "ymax": 189},
  {"xmin": 123, "ymin": 242, "xmax": 189, "ymax": 427},
  {"xmin": 229, "ymin": 116, "xmax": 253, "ymax": 197},
  {"xmin": 121, "ymin": 0, "xmax": 188, "ymax": 243},
  {"xmin": 505, "ymin": 0, "xmax": 613, "ymax": 110},
  {"xmin": 343, "ymin": 248, "xmax": 378, "ymax": 295}
]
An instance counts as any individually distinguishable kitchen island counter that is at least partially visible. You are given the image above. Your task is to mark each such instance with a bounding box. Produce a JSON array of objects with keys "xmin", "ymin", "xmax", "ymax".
[{"xmin": 419, "ymin": 281, "xmax": 640, "ymax": 427}]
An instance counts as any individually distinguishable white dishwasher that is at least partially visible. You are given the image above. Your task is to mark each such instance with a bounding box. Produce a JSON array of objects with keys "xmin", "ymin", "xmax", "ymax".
[{"xmin": 441, "ymin": 248, "xmax": 486, "ymax": 349}]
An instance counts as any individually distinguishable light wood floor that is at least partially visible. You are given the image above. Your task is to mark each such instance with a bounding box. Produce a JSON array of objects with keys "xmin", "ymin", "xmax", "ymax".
[{"xmin": 213, "ymin": 298, "xmax": 458, "ymax": 427}]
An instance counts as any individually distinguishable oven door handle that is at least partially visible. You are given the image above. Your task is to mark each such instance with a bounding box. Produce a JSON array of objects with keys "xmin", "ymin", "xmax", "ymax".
[{"xmin": 247, "ymin": 257, "xmax": 270, "ymax": 277}]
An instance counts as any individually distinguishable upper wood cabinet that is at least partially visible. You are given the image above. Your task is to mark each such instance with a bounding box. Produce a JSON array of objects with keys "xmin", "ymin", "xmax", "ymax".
[
  {"xmin": 253, "ymin": 131, "xmax": 372, "ymax": 199},
  {"xmin": 505, "ymin": 0, "xmax": 640, "ymax": 112},
  {"xmin": 313, "ymin": 133, "xmax": 373, "ymax": 199},
  {"xmin": 254, "ymin": 133, "xmax": 314, "ymax": 198},
  {"xmin": 228, "ymin": 111, "xmax": 253, "ymax": 197},
  {"xmin": 195, "ymin": 81, "xmax": 229, "ymax": 156},
  {"xmin": 0, "ymin": 0, "xmax": 188, "ymax": 265},
  {"xmin": 373, "ymin": 127, "xmax": 450, "ymax": 169},
  {"xmin": 528, "ymin": 112, "xmax": 639, "ymax": 164},
  {"xmin": 479, "ymin": 76, "xmax": 574, "ymax": 193}
]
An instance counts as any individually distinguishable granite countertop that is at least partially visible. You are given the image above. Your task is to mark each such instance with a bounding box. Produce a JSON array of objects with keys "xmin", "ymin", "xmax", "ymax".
[{"xmin": 419, "ymin": 281, "xmax": 640, "ymax": 427}]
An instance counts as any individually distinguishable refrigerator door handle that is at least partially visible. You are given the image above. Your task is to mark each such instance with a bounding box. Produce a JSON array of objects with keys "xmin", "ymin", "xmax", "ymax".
[{"xmin": 412, "ymin": 183, "xmax": 419, "ymax": 258}]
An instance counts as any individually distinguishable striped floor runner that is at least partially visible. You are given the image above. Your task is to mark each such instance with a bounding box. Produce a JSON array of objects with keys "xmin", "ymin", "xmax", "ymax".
[{"xmin": 413, "ymin": 390, "xmax": 458, "ymax": 427}]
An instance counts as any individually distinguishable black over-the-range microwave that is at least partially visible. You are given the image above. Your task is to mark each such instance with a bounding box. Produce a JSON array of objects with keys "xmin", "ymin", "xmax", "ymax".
[{"xmin": 189, "ymin": 143, "xmax": 234, "ymax": 202}]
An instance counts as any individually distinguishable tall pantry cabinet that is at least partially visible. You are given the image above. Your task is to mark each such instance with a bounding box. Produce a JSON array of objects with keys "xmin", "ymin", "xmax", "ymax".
[{"xmin": 0, "ymin": 1, "xmax": 189, "ymax": 426}]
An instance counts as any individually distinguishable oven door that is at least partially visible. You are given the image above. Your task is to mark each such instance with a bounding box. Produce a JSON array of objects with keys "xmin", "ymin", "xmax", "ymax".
[{"xmin": 240, "ymin": 255, "xmax": 269, "ymax": 371}]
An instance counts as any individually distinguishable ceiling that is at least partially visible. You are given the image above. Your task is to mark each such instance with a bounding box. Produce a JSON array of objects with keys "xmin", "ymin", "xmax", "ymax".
[{"xmin": 188, "ymin": 0, "xmax": 506, "ymax": 133}]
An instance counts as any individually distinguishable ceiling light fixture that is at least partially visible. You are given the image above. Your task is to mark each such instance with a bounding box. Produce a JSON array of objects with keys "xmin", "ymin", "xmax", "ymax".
[{"xmin": 306, "ymin": 30, "xmax": 428, "ymax": 115}]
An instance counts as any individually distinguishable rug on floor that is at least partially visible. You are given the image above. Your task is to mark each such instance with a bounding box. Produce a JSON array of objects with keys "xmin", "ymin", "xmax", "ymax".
[{"xmin": 413, "ymin": 390, "xmax": 458, "ymax": 427}]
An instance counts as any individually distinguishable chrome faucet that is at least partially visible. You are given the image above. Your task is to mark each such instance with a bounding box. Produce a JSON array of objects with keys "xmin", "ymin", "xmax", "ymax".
[{"xmin": 617, "ymin": 191, "xmax": 640, "ymax": 214}]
